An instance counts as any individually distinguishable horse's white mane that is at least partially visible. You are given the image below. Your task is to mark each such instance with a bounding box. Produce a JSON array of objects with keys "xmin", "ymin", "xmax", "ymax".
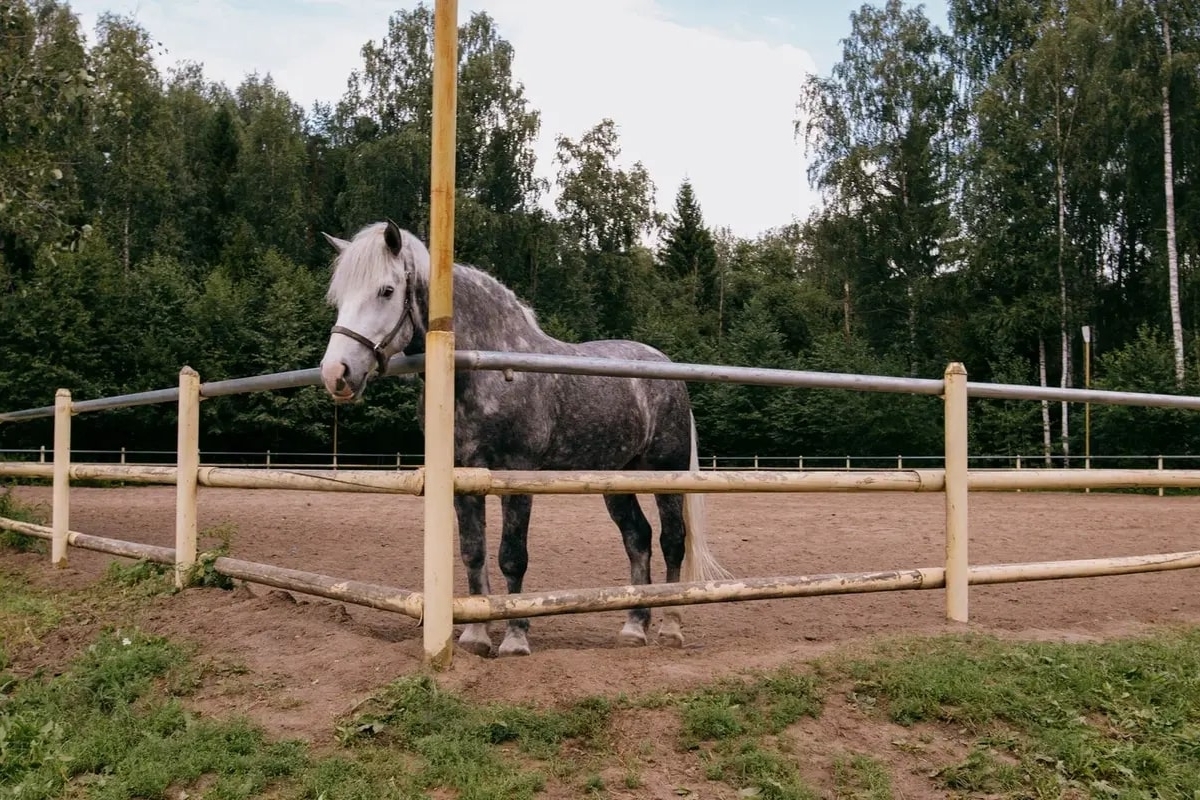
[
  {"xmin": 325, "ymin": 222, "xmax": 432, "ymax": 305},
  {"xmin": 324, "ymin": 221, "xmax": 543, "ymax": 333}
]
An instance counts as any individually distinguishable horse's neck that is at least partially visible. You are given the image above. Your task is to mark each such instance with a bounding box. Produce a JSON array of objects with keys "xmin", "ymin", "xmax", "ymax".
[{"xmin": 416, "ymin": 265, "xmax": 550, "ymax": 352}]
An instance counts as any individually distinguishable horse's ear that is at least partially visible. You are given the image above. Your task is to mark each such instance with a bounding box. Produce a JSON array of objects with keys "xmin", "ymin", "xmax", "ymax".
[
  {"xmin": 321, "ymin": 232, "xmax": 350, "ymax": 254},
  {"xmin": 384, "ymin": 218, "xmax": 403, "ymax": 258}
]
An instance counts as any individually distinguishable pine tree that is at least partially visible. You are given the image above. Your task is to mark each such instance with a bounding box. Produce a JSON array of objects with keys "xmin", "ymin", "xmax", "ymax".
[{"xmin": 658, "ymin": 180, "xmax": 719, "ymax": 310}]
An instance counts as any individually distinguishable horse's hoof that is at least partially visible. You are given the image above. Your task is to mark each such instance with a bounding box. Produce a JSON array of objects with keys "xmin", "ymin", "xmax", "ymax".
[
  {"xmin": 618, "ymin": 620, "xmax": 648, "ymax": 647},
  {"xmin": 658, "ymin": 611, "xmax": 684, "ymax": 647},
  {"xmin": 657, "ymin": 624, "xmax": 684, "ymax": 648},
  {"xmin": 458, "ymin": 624, "xmax": 493, "ymax": 657},
  {"xmin": 498, "ymin": 630, "xmax": 531, "ymax": 657}
]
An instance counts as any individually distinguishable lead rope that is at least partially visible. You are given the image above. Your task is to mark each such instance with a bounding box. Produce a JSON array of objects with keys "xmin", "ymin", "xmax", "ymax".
[{"xmin": 332, "ymin": 404, "xmax": 339, "ymax": 474}]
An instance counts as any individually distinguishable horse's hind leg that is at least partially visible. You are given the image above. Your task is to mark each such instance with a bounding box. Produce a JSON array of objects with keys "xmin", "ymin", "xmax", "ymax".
[
  {"xmin": 497, "ymin": 493, "xmax": 533, "ymax": 657},
  {"xmin": 654, "ymin": 493, "xmax": 687, "ymax": 647},
  {"xmin": 455, "ymin": 495, "xmax": 494, "ymax": 657},
  {"xmin": 604, "ymin": 493, "xmax": 653, "ymax": 646}
]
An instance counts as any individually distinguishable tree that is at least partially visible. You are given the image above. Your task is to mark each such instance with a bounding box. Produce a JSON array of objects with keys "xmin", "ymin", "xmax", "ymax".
[
  {"xmin": 0, "ymin": 0, "xmax": 92, "ymax": 272},
  {"xmin": 658, "ymin": 180, "xmax": 719, "ymax": 313},
  {"xmin": 795, "ymin": 0, "xmax": 958, "ymax": 375},
  {"xmin": 553, "ymin": 119, "xmax": 660, "ymax": 338}
]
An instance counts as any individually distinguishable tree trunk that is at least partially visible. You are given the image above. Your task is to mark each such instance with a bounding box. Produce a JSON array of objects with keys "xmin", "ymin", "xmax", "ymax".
[
  {"xmin": 842, "ymin": 279, "xmax": 852, "ymax": 343},
  {"xmin": 907, "ymin": 281, "xmax": 918, "ymax": 377},
  {"xmin": 717, "ymin": 260, "xmax": 726, "ymax": 344},
  {"xmin": 122, "ymin": 206, "xmax": 131, "ymax": 273},
  {"xmin": 1055, "ymin": 111, "xmax": 1070, "ymax": 468},
  {"xmin": 1161, "ymin": 11, "xmax": 1184, "ymax": 386},
  {"xmin": 1039, "ymin": 336, "xmax": 1052, "ymax": 466}
]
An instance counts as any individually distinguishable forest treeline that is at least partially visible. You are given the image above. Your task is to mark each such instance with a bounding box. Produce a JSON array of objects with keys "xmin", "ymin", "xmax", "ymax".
[{"xmin": 1, "ymin": 0, "xmax": 1198, "ymax": 461}]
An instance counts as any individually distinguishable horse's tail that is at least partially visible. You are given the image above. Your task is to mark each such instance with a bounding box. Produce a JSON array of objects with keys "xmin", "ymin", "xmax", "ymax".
[{"xmin": 681, "ymin": 410, "xmax": 733, "ymax": 583}]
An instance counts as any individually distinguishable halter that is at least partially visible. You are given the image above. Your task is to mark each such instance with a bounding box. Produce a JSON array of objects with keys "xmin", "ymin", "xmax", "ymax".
[{"xmin": 329, "ymin": 289, "xmax": 416, "ymax": 377}]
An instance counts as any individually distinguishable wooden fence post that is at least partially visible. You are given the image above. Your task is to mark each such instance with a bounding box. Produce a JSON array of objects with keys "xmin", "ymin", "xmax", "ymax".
[
  {"xmin": 51, "ymin": 389, "xmax": 72, "ymax": 567},
  {"xmin": 175, "ymin": 367, "xmax": 201, "ymax": 589},
  {"xmin": 943, "ymin": 362, "xmax": 969, "ymax": 623}
]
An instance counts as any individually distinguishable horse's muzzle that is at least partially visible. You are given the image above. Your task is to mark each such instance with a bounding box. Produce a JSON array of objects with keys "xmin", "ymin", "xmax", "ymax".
[{"xmin": 321, "ymin": 360, "xmax": 361, "ymax": 402}]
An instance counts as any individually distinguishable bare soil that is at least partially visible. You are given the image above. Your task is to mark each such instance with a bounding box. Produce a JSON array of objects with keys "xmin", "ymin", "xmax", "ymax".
[{"xmin": 6, "ymin": 485, "xmax": 1200, "ymax": 764}]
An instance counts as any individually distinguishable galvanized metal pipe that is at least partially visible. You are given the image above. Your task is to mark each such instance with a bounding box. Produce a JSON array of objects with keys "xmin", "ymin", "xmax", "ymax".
[
  {"xmin": 966, "ymin": 380, "xmax": 1200, "ymax": 410},
  {"xmin": 8, "ymin": 349, "xmax": 1200, "ymax": 423},
  {"xmin": 456, "ymin": 350, "xmax": 947, "ymax": 396}
]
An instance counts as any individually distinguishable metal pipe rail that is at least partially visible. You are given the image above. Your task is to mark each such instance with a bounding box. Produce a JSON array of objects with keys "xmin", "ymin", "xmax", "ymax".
[{"xmin": 8, "ymin": 349, "xmax": 1200, "ymax": 425}]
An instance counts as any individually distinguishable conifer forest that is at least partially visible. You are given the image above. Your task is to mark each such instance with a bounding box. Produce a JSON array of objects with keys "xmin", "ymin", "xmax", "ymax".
[{"xmin": 2, "ymin": 0, "xmax": 1199, "ymax": 463}]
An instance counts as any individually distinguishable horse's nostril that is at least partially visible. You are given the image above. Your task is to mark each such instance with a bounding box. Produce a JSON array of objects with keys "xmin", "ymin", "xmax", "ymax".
[{"xmin": 335, "ymin": 377, "xmax": 347, "ymax": 392}]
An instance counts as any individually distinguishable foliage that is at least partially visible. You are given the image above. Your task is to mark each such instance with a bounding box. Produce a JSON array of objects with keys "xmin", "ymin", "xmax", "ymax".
[{"xmin": 2, "ymin": 0, "xmax": 1200, "ymax": 464}]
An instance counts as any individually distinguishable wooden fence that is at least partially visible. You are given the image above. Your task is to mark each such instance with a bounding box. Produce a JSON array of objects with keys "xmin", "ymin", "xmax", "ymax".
[{"xmin": 5, "ymin": 352, "xmax": 1200, "ymax": 668}]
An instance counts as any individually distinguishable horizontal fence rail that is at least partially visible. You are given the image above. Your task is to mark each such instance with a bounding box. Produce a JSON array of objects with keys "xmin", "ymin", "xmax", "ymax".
[
  {"xmin": 6, "ymin": 449, "xmax": 1200, "ymax": 471},
  {"xmin": 9, "ymin": 350, "xmax": 1200, "ymax": 425},
  {"xmin": 6, "ymin": 463, "xmax": 1199, "ymax": 495},
  {"xmin": 4, "ymin": 351, "xmax": 1200, "ymax": 668}
]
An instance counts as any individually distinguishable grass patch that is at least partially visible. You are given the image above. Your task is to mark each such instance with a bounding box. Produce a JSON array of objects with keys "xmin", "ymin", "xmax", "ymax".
[
  {"xmin": 843, "ymin": 630, "xmax": 1200, "ymax": 797},
  {"xmin": 832, "ymin": 753, "xmax": 892, "ymax": 800},
  {"xmin": 333, "ymin": 674, "xmax": 614, "ymax": 798},
  {"xmin": 0, "ymin": 487, "xmax": 47, "ymax": 553},
  {"xmin": 671, "ymin": 668, "xmax": 823, "ymax": 799},
  {"xmin": 1, "ymin": 628, "xmax": 307, "ymax": 800}
]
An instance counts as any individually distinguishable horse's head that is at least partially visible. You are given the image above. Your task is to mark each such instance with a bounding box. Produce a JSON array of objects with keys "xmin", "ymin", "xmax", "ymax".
[{"xmin": 319, "ymin": 219, "xmax": 428, "ymax": 403}]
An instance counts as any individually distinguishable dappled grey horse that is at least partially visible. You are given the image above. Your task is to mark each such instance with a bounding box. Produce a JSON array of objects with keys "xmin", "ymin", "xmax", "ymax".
[{"xmin": 318, "ymin": 220, "xmax": 731, "ymax": 657}]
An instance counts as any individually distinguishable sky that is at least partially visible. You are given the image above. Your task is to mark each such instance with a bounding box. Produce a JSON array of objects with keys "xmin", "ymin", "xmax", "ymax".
[{"xmin": 65, "ymin": 0, "xmax": 950, "ymax": 240}]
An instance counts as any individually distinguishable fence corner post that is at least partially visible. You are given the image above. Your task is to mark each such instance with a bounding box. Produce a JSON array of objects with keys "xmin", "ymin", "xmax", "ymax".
[
  {"xmin": 943, "ymin": 361, "xmax": 969, "ymax": 624},
  {"xmin": 175, "ymin": 366, "xmax": 201, "ymax": 589},
  {"xmin": 51, "ymin": 388, "xmax": 72, "ymax": 568}
]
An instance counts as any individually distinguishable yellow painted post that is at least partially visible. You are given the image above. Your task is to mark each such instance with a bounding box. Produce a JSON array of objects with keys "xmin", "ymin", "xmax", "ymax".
[
  {"xmin": 51, "ymin": 389, "xmax": 72, "ymax": 567},
  {"xmin": 175, "ymin": 367, "xmax": 201, "ymax": 589},
  {"xmin": 423, "ymin": 0, "xmax": 459, "ymax": 670},
  {"xmin": 943, "ymin": 362, "xmax": 969, "ymax": 623}
]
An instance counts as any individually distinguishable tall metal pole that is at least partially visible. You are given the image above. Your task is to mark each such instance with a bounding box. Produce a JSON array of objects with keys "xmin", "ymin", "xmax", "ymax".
[{"xmin": 423, "ymin": 0, "xmax": 459, "ymax": 669}]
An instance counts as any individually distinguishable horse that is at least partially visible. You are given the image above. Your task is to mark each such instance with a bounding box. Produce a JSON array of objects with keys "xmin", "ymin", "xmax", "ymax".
[{"xmin": 317, "ymin": 219, "xmax": 732, "ymax": 657}]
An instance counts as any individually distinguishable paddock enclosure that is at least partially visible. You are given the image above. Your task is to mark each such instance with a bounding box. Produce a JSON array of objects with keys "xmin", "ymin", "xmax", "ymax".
[{"xmin": 6, "ymin": 0, "xmax": 1200, "ymax": 671}]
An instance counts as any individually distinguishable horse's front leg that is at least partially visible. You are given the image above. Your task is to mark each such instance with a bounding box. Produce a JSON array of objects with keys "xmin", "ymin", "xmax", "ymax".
[
  {"xmin": 603, "ymin": 494, "xmax": 653, "ymax": 646},
  {"xmin": 497, "ymin": 493, "xmax": 533, "ymax": 657},
  {"xmin": 455, "ymin": 494, "xmax": 493, "ymax": 657}
]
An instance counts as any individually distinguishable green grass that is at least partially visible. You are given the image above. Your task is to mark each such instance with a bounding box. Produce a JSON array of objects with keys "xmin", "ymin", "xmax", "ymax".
[
  {"xmin": 669, "ymin": 669, "xmax": 824, "ymax": 799},
  {"xmin": 8, "ymin": 543, "xmax": 1200, "ymax": 799},
  {"xmin": 1, "ymin": 628, "xmax": 307, "ymax": 800},
  {"xmin": 832, "ymin": 754, "xmax": 893, "ymax": 800},
  {"xmin": 842, "ymin": 630, "xmax": 1200, "ymax": 797},
  {"xmin": 0, "ymin": 487, "xmax": 48, "ymax": 553},
  {"xmin": 332, "ymin": 674, "xmax": 614, "ymax": 798}
]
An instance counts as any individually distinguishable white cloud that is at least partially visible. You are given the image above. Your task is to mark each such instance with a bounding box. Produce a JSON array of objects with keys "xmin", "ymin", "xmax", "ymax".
[{"xmin": 69, "ymin": 0, "xmax": 821, "ymax": 239}]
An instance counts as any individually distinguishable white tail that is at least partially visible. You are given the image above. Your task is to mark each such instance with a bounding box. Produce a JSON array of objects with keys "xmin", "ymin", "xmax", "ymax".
[{"xmin": 681, "ymin": 411, "xmax": 733, "ymax": 583}]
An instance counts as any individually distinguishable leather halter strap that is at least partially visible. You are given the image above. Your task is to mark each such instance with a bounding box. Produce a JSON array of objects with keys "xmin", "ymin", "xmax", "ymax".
[{"xmin": 330, "ymin": 290, "xmax": 415, "ymax": 377}]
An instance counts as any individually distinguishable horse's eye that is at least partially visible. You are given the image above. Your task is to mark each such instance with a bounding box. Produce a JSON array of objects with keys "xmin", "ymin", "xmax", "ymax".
[{"xmin": 380, "ymin": 285, "xmax": 395, "ymax": 299}]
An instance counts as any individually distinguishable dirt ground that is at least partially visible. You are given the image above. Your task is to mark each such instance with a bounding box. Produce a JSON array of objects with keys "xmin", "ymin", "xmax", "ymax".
[{"xmin": 7, "ymin": 485, "xmax": 1200, "ymax": 750}]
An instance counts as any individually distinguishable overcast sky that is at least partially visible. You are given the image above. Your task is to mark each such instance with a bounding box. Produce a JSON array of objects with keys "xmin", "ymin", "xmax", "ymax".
[{"xmin": 65, "ymin": 0, "xmax": 950, "ymax": 239}]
